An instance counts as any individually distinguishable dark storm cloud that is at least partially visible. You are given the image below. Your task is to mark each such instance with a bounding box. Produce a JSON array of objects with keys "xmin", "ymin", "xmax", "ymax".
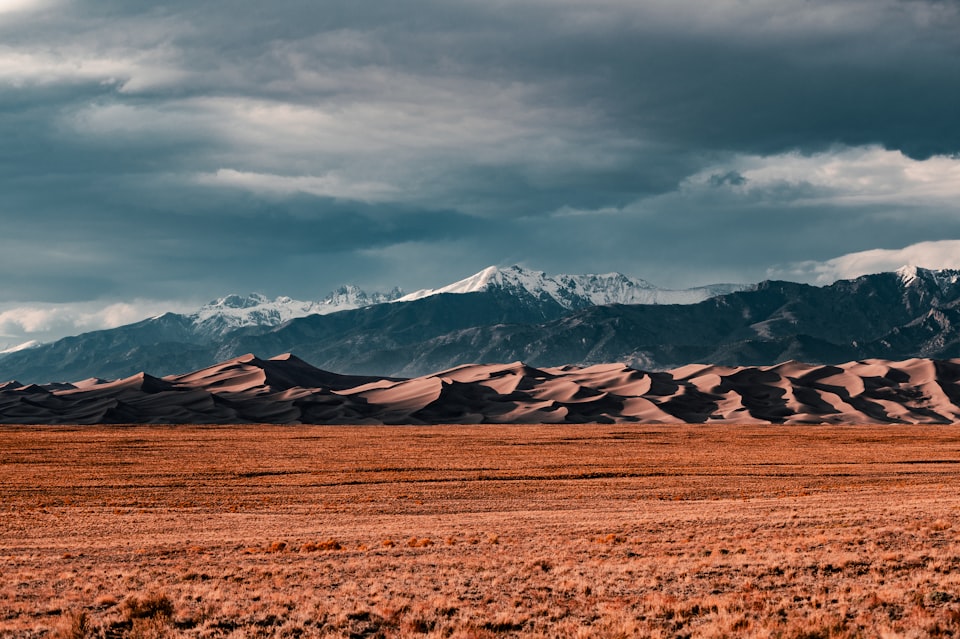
[
  {"xmin": 1, "ymin": 0, "xmax": 959, "ymax": 342},
  {"xmin": 0, "ymin": 172, "xmax": 486, "ymax": 301}
]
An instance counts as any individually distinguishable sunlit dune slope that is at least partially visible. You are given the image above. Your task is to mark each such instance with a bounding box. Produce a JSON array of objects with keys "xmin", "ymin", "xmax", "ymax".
[{"xmin": 3, "ymin": 354, "xmax": 960, "ymax": 424}]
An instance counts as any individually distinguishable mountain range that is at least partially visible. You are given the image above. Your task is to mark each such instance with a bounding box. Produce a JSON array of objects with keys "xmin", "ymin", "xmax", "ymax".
[
  {"xmin": 1, "ymin": 264, "xmax": 959, "ymax": 386},
  {"xmin": 0, "ymin": 266, "xmax": 745, "ymax": 383}
]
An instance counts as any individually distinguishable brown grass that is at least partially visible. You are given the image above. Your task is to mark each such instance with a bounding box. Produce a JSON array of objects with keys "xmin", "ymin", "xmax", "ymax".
[{"xmin": 2, "ymin": 424, "xmax": 960, "ymax": 637}]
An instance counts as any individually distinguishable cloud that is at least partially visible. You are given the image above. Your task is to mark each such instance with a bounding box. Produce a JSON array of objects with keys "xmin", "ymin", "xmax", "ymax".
[
  {"xmin": 1, "ymin": 0, "xmax": 959, "ymax": 308},
  {"xmin": 684, "ymin": 146, "xmax": 960, "ymax": 207},
  {"xmin": 0, "ymin": 299, "xmax": 195, "ymax": 346},
  {"xmin": 768, "ymin": 240, "xmax": 960, "ymax": 284},
  {"xmin": 535, "ymin": 145, "xmax": 960, "ymax": 288},
  {"xmin": 63, "ymin": 86, "xmax": 625, "ymax": 216},
  {"xmin": 0, "ymin": 0, "xmax": 55, "ymax": 14},
  {"xmin": 197, "ymin": 169, "xmax": 401, "ymax": 203},
  {"xmin": 0, "ymin": 48, "xmax": 184, "ymax": 90}
]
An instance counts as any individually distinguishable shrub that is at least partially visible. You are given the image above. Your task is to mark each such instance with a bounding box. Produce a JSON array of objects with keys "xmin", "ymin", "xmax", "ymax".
[
  {"xmin": 302, "ymin": 538, "xmax": 343, "ymax": 551},
  {"xmin": 407, "ymin": 537, "xmax": 434, "ymax": 548},
  {"xmin": 53, "ymin": 610, "xmax": 88, "ymax": 639},
  {"xmin": 318, "ymin": 538, "xmax": 343, "ymax": 550},
  {"xmin": 129, "ymin": 616, "xmax": 172, "ymax": 639},
  {"xmin": 595, "ymin": 533, "xmax": 626, "ymax": 544},
  {"xmin": 122, "ymin": 591, "xmax": 174, "ymax": 621}
]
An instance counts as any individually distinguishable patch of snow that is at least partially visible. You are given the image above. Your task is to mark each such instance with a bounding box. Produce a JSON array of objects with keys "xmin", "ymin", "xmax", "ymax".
[
  {"xmin": 897, "ymin": 265, "xmax": 960, "ymax": 289},
  {"xmin": 0, "ymin": 339, "xmax": 39, "ymax": 355},
  {"xmin": 897, "ymin": 265, "xmax": 920, "ymax": 285}
]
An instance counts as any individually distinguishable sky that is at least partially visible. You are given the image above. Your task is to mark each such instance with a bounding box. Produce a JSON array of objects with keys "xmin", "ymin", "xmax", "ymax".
[{"xmin": 2, "ymin": 0, "xmax": 960, "ymax": 346}]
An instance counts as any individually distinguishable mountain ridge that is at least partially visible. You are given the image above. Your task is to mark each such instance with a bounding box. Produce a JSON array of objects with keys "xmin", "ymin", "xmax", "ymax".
[
  {"xmin": 1, "ymin": 264, "xmax": 733, "ymax": 353},
  {"xmin": 2, "ymin": 266, "xmax": 960, "ymax": 384},
  {"xmin": 396, "ymin": 265, "xmax": 747, "ymax": 307}
]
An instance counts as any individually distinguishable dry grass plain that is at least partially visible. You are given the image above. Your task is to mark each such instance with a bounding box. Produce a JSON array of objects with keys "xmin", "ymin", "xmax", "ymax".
[{"xmin": 3, "ymin": 425, "xmax": 960, "ymax": 638}]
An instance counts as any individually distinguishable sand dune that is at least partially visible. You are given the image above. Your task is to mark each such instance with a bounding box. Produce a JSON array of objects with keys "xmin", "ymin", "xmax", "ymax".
[{"xmin": 3, "ymin": 353, "xmax": 960, "ymax": 424}]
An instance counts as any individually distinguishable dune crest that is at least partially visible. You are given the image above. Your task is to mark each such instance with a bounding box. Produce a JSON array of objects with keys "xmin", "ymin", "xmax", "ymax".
[{"xmin": 3, "ymin": 356, "xmax": 960, "ymax": 424}]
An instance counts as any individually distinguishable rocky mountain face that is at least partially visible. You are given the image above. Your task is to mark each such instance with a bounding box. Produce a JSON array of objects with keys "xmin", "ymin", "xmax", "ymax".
[{"xmin": 2, "ymin": 266, "xmax": 959, "ymax": 385}]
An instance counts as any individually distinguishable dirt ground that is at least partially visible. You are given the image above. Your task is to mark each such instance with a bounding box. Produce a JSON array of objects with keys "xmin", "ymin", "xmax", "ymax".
[{"xmin": 2, "ymin": 424, "xmax": 960, "ymax": 638}]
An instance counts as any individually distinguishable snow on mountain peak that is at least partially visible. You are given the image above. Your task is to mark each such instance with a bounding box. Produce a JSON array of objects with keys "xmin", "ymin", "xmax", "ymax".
[
  {"xmin": 896, "ymin": 265, "xmax": 960, "ymax": 289},
  {"xmin": 208, "ymin": 293, "xmax": 270, "ymax": 309},
  {"xmin": 398, "ymin": 266, "xmax": 505, "ymax": 300},
  {"xmin": 396, "ymin": 265, "xmax": 745, "ymax": 308},
  {"xmin": 897, "ymin": 265, "xmax": 920, "ymax": 284},
  {"xmin": 191, "ymin": 286, "xmax": 404, "ymax": 333},
  {"xmin": 192, "ymin": 294, "xmax": 323, "ymax": 330}
]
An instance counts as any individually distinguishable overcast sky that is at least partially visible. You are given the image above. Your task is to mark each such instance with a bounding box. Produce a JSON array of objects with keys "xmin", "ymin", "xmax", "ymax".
[{"xmin": 2, "ymin": 0, "xmax": 960, "ymax": 346}]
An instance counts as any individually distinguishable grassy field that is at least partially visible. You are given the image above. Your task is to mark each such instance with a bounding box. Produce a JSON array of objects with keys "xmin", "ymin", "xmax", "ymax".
[{"xmin": 2, "ymin": 424, "xmax": 960, "ymax": 638}]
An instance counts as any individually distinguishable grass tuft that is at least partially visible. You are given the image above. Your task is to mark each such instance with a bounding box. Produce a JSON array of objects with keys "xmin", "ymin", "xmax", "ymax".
[
  {"xmin": 122, "ymin": 591, "xmax": 174, "ymax": 621},
  {"xmin": 52, "ymin": 610, "xmax": 88, "ymax": 639}
]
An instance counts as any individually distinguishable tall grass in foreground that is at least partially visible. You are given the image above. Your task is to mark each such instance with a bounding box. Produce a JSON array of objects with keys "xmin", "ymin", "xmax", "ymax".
[{"xmin": 3, "ymin": 424, "xmax": 960, "ymax": 637}]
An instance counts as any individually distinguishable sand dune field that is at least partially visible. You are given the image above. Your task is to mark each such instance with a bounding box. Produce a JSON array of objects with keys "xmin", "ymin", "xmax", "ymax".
[
  {"xmin": 3, "ymin": 424, "xmax": 960, "ymax": 637},
  {"xmin": 5, "ymin": 354, "xmax": 960, "ymax": 424}
]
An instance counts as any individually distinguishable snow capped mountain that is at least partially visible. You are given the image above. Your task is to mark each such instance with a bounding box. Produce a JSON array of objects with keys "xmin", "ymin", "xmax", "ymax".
[
  {"xmin": 190, "ymin": 286, "xmax": 404, "ymax": 334},
  {"xmin": 897, "ymin": 265, "xmax": 960, "ymax": 289},
  {"xmin": 396, "ymin": 265, "xmax": 748, "ymax": 308},
  {"xmin": 11, "ymin": 265, "xmax": 960, "ymax": 384},
  {"xmin": 189, "ymin": 265, "xmax": 743, "ymax": 337}
]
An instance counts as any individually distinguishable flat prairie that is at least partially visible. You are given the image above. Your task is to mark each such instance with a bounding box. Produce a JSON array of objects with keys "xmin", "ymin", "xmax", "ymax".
[{"xmin": 2, "ymin": 425, "xmax": 960, "ymax": 638}]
